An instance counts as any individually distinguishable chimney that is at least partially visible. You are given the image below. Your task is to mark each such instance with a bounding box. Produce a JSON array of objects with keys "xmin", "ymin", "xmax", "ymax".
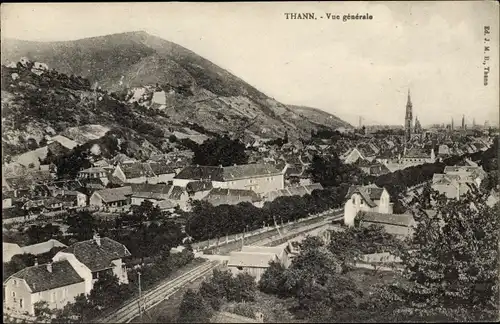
[
  {"xmin": 47, "ymin": 262, "xmax": 52, "ymax": 273},
  {"xmin": 94, "ymin": 233, "xmax": 101, "ymax": 247},
  {"xmin": 34, "ymin": 258, "xmax": 38, "ymax": 266}
]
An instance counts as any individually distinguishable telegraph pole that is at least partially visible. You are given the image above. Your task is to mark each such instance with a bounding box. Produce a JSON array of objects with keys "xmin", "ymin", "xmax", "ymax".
[{"xmin": 138, "ymin": 271, "xmax": 142, "ymax": 322}]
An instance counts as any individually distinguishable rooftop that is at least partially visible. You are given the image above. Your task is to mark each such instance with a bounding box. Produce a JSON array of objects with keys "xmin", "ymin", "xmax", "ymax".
[
  {"xmin": 9, "ymin": 260, "xmax": 84, "ymax": 293},
  {"xmin": 61, "ymin": 237, "xmax": 131, "ymax": 272}
]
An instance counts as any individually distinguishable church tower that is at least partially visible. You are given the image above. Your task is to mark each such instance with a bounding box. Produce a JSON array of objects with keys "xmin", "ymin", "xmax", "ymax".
[
  {"xmin": 404, "ymin": 89, "xmax": 413, "ymax": 145},
  {"xmin": 414, "ymin": 115, "xmax": 422, "ymax": 134},
  {"xmin": 461, "ymin": 115, "xmax": 465, "ymax": 130},
  {"xmin": 451, "ymin": 117, "xmax": 454, "ymax": 130}
]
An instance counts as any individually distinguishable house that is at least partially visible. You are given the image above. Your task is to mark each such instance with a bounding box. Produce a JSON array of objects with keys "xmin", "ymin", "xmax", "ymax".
[
  {"xmin": 186, "ymin": 180, "xmax": 213, "ymax": 200},
  {"xmin": 77, "ymin": 167, "xmax": 111, "ymax": 187},
  {"xmin": 399, "ymin": 148, "xmax": 436, "ymax": 165},
  {"xmin": 112, "ymin": 163, "xmax": 155, "ymax": 184},
  {"xmin": 356, "ymin": 211, "xmax": 416, "ymax": 239},
  {"xmin": 130, "ymin": 183, "xmax": 172, "ymax": 206},
  {"xmin": 89, "ymin": 186, "xmax": 132, "ymax": 209},
  {"xmin": 59, "ymin": 190, "xmax": 87, "ymax": 207},
  {"xmin": 52, "ymin": 235, "xmax": 131, "ymax": 294},
  {"xmin": 431, "ymin": 166, "xmax": 486, "ymax": 200},
  {"xmin": 21, "ymin": 239, "xmax": 67, "ymax": 257},
  {"xmin": 344, "ymin": 184, "xmax": 393, "ymax": 227},
  {"xmin": 3, "ymin": 260, "xmax": 86, "ymax": 316},
  {"xmin": 432, "ymin": 174, "xmax": 477, "ymax": 200},
  {"xmin": 356, "ymin": 160, "xmax": 391, "ymax": 176},
  {"xmin": 227, "ymin": 251, "xmax": 280, "ymax": 282},
  {"xmin": 173, "ymin": 163, "xmax": 284, "ymax": 194},
  {"xmin": 167, "ymin": 186, "xmax": 190, "ymax": 211},
  {"xmin": 342, "ymin": 147, "xmax": 375, "ymax": 164},
  {"xmin": 202, "ymin": 188, "xmax": 261, "ymax": 207},
  {"xmin": 112, "ymin": 162, "xmax": 181, "ymax": 184}
]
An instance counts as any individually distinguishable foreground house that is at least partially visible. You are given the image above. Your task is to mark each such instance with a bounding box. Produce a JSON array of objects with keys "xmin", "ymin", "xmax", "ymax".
[
  {"xmin": 173, "ymin": 163, "xmax": 284, "ymax": 194},
  {"xmin": 4, "ymin": 237, "xmax": 130, "ymax": 316},
  {"xmin": 4, "ymin": 260, "xmax": 86, "ymax": 316},
  {"xmin": 343, "ymin": 184, "xmax": 393, "ymax": 227},
  {"xmin": 52, "ymin": 235, "xmax": 131, "ymax": 292}
]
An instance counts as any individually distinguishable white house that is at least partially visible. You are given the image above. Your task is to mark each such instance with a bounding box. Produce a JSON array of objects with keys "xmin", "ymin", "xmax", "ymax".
[
  {"xmin": 52, "ymin": 235, "xmax": 131, "ymax": 293},
  {"xmin": 173, "ymin": 163, "xmax": 284, "ymax": 194},
  {"xmin": 112, "ymin": 162, "xmax": 179, "ymax": 184},
  {"xmin": 3, "ymin": 260, "xmax": 86, "ymax": 316},
  {"xmin": 344, "ymin": 184, "xmax": 393, "ymax": 227}
]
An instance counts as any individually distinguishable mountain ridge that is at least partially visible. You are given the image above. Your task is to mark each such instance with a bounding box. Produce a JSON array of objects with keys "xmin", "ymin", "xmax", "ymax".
[{"xmin": 2, "ymin": 31, "xmax": 351, "ymax": 158}]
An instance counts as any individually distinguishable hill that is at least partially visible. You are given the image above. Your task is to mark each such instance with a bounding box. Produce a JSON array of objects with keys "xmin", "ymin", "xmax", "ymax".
[
  {"xmin": 288, "ymin": 105, "xmax": 352, "ymax": 130},
  {"xmin": 1, "ymin": 31, "xmax": 350, "ymax": 156}
]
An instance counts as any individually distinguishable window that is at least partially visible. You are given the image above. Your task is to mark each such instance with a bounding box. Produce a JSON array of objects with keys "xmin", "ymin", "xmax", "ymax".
[
  {"xmin": 237, "ymin": 266, "xmax": 243, "ymax": 270},
  {"xmin": 51, "ymin": 292, "xmax": 56, "ymax": 302},
  {"xmin": 352, "ymin": 197, "xmax": 355, "ymax": 203},
  {"xmin": 13, "ymin": 280, "xmax": 17, "ymax": 286},
  {"xmin": 19, "ymin": 298, "xmax": 23, "ymax": 309},
  {"xmin": 12, "ymin": 291, "xmax": 16, "ymax": 298}
]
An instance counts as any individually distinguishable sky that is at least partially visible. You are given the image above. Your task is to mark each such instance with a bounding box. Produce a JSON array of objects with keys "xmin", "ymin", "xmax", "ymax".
[{"xmin": 2, "ymin": 1, "xmax": 499, "ymax": 126}]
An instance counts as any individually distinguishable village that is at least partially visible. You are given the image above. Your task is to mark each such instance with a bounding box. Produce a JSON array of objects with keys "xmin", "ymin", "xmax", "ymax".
[
  {"xmin": 1, "ymin": 2, "xmax": 499, "ymax": 322},
  {"xmin": 2, "ymin": 87, "xmax": 498, "ymax": 322}
]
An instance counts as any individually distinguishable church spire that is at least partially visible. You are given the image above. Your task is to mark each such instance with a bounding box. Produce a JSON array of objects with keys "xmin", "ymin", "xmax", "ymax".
[{"xmin": 404, "ymin": 88, "xmax": 413, "ymax": 145}]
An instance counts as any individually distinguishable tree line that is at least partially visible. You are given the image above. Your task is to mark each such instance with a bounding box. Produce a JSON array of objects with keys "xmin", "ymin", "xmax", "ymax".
[{"xmin": 185, "ymin": 186, "xmax": 346, "ymax": 242}]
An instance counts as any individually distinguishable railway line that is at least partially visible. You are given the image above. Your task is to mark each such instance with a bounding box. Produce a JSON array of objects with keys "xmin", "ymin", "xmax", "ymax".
[{"xmin": 98, "ymin": 260, "xmax": 219, "ymax": 323}]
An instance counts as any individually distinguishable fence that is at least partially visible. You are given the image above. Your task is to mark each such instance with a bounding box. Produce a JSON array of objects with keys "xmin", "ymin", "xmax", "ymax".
[{"xmin": 192, "ymin": 208, "xmax": 342, "ymax": 251}]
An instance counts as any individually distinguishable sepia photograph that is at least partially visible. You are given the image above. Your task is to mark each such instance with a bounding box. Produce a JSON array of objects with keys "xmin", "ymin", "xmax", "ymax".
[{"xmin": 1, "ymin": 1, "xmax": 499, "ymax": 323}]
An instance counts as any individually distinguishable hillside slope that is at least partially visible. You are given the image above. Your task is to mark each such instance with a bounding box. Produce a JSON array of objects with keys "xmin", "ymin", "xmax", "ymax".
[
  {"xmin": 288, "ymin": 105, "xmax": 352, "ymax": 129},
  {"xmin": 2, "ymin": 31, "xmax": 350, "ymax": 143}
]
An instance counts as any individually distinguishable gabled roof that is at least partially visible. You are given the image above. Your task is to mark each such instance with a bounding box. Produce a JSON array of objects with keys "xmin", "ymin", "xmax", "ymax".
[
  {"xmin": 94, "ymin": 186, "xmax": 132, "ymax": 203},
  {"xmin": 4, "ymin": 177, "xmax": 34, "ymax": 190},
  {"xmin": 119, "ymin": 163, "xmax": 155, "ymax": 179},
  {"xmin": 174, "ymin": 166, "xmax": 223, "ymax": 181},
  {"xmin": 174, "ymin": 163, "xmax": 282, "ymax": 181},
  {"xmin": 79, "ymin": 167, "xmax": 108, "ymax": 174},
  {"xmin": 9, "ymin": 260, "xmax": 84, "ymax": 293},
  {"xmin": 228, "ymin": 251, "xmax": 278, "ymax": 268},
  {"xmin": 61, "ymin": 237, "xmax": 131, "ymax": 272},
  {"xmin": 130, "ymin": 183, "xmax": 172, "ymax": 195},
  {"xmin": 149, "ymin": 162, "xmax": 178, "ymax": 175},
  {"xmin": 347, "ymin": 184, "xmax": 386, "ymax": 208},
  {"xmin": 168, "ymin": 186, "xmax": 187, "ymax": 200},
  {"xmin": 357, "ymin": 211, "xmax": 415, "ymax": 227}
]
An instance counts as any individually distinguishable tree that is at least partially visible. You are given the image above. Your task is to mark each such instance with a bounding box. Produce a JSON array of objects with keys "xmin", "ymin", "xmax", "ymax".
[
  {"xmin": 34, "ymin": 301, "xmax": 53, "ymax": 322},
  {"xmin": 393, "ymin": 189, "xmax": 499, "ymax": 321},
  {"xmin": 88, "ymin": 271, "xmax": 123, "ymax": 311},
  {"xmin": 131, "ymin": 200, "xmax": 162, "ymax": 222},
  {"xmin": 65, "ymin": 211, "xmax": 98, "ymax": 241},
  {"xmin": 258, "ymin": 260, "xmax": 287, "ymax": 296},
  {"xmin": 231, "ymin": 272, "xmax": 257, "ymax": 302},
  {"xmin": 192, "ymin": 135, "xmax": 248, "ymax": 166},
  {"xmin": 178, "ymin": 289, "xmax": 213, "ymax": 323},
  {"xmin": 55, "ymin": 147, "xmax": 91, "ymax": 179}
]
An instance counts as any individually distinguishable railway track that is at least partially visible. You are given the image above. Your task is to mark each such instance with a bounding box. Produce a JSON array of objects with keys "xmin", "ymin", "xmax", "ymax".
[{"xmin": 98, "ymin": 260, "xmax": 219, "ymax": 323}]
